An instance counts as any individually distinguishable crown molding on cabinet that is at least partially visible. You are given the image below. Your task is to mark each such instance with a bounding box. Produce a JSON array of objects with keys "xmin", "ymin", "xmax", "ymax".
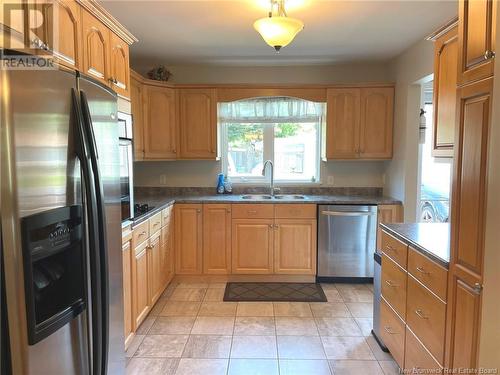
[
  {"xmin": 426, "ymin": 16, "xmax": 459, "ymax": 42},
  {"xmin": 77, "ymin": 0, "xmax": 138, "ymax": 45}
]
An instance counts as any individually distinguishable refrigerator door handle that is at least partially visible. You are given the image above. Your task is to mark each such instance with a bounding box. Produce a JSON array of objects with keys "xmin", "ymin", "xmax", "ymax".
[
  {"xmin": 72, "ymin": 89, "xmax": 104, "ymax": 375},
  {"xmin": 80, "ymin": 90, "xmax": 109, "ymax": 375}
]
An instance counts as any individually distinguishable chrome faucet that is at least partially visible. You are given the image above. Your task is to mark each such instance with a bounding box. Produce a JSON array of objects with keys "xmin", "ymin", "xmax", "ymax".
[{"xmin": 262, "ymin": 160, "xmax": 278, "ymax": 196}]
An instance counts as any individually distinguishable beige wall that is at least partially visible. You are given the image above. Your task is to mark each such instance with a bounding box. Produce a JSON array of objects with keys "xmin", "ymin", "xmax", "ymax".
[
  {"xmin": 133, "ymin": 62, "xmax": 392, "ymax": 188},
  {"xmin": 478, "ymin": 25, "xmax": 500, "ymax": 369},
  {"xmin": 134, "ymin": 62, "xmax": 392, "ymax": 84},
  {"xmin": 384, "ymin": 38, "xmax": 435, "ymax": 221},
  {"xmin": 134, "ymin": 159, "xmax": 386, "ymax": 188}
]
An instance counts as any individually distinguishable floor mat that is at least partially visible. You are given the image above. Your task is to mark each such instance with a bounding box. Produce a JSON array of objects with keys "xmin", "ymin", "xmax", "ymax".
[{"xmin": 223, "ymin": 282, "xmax": 327, "ymax": 302}]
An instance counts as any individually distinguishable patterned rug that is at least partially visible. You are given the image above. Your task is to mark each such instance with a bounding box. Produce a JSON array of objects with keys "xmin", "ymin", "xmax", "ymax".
[{"xmin": 223, "ymin": 282, "xmax": 327, "ymax": 302}]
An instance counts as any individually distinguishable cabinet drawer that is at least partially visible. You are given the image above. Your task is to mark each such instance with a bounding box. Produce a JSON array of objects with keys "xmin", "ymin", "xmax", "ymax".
[
  {"xmin": 406, "ymin": 275, "xmax": 446, "ymax": 364},
  {"xmin": 404, "ymin": 326, "xmax": 442, "ymax": 372},
  {"xmin": 133, "ymin": 220, "xmax": 149, "ymax": 246},
  {"xmin": 162, "ymin": 205, "xmax": 173, "ymax": 226},
  {"xmin": 381, "ymin": 254, "xmax": 407, "ymax": 319},
  {"xmin": 275, "ymin": 204, "xmax": 316, "ymax": 219},
  {"xmin": 381, "ymin": 231, "xmax": 408, "ymax": 268},
  {"xmin": 149, "ymin": 212, "xmax": 162, "ymax": 235},
  {"xmin": 380, "ymin": 298, "xmax": 405, "ymax": 369},
  {"xmin": 122, "ymin": 224, "xmax": 132, "ymax": 245},
  {"xmin": 408, "ymin": 247, "xmax": 448, "ymax": 301},
  {"xmin": 232, "ymin": 204, "xmax": 274, "ymax": 219}
]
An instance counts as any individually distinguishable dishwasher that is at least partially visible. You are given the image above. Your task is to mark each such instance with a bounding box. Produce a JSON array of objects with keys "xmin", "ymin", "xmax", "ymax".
[{"xmin": 317, "ymin": 205, "xmax": 378, "ymax": 282}]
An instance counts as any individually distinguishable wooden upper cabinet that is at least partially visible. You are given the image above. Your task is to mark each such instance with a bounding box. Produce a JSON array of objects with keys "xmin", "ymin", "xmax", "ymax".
[
  {"xmin": 326, "ymin": 88, "xmax": 360, "ymax": 159},
  {"xmin": 38, "ymin": 0, "xmax": 81, "ymax": 70},
  {"xmin": 178, "ymin": 88, "xmax": 218, "ymax": 159},
  {"xmin": 458, "ymin": 0, "xmax": 497, "ymax": 85},
  {"xmin": 81, "ymin": 9, "xmax": 109, "ymax": 85},
  {"xmin": 274, "ymin": 219, "xmax": 317, "ymax": 275},
  {"xmin": 325, "ymin": 87, "xmax": 393, "ymax": 160},
  {"xmin": 174, "ymin": 204, "xmax": 203, "ymax": 275},
  {"xmin": 433, "ymin": 25, "xmax": 458, "ymax": 158},
  {"xmin": 232, "ymin": 219, "xmax": 274, "ymax": 274},
  {"xmin": 203, "ymin": 204, "xmax": 232, "ymax": 275},
  {"xmin": 130, "ymin": 74, "xmax": 144, "ymax": 160},
  {"xmin": 109, "ymin": 32, "xmax": 130, "ymax": 98},
  {"xmin": 0, "ymin": 0, "xmax": 26, "ymax": 49},
  {"xmin": 359, "ymin": 87, "xmax": 394, "ymax": 159},
  {"xmin": 143, "ymin": 85, "xmax": 178, "ymax": 159}
]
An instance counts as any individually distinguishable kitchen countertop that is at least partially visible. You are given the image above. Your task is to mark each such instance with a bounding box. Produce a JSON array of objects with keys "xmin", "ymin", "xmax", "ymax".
[
  {"xmin": 380, "ymin": 222, "xmax": 450, "ymax": 268},
  {"xmin": 131, "ymin": 194, "xmax": 402, "ymax": 226}
]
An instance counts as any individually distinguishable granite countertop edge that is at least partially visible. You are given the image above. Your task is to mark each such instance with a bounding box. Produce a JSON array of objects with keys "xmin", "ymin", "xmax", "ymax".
[
  {"xmin": 130, "ymin": 194, "xmax": 402, "ymax": 227},
  {"xmin": 380, "ymin": 223, "xmax": 450, "ymax": 268}
]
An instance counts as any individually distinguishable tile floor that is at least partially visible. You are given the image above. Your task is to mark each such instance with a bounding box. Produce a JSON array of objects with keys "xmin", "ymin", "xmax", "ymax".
[{"xmin": 126, "ymin": 282, "xmax": 399, "ymax": 375}]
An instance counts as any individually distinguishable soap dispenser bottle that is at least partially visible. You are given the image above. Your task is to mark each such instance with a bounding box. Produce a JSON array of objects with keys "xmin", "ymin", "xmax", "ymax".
[{"xmin": 216, "ymin": 173, "xmax": 225, "ymax": 194}]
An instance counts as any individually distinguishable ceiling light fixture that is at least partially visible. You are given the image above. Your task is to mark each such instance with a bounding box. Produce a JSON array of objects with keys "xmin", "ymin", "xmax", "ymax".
[{"xmin": 253, "ymin": 0, "xmax": 304, "ymax": 52}]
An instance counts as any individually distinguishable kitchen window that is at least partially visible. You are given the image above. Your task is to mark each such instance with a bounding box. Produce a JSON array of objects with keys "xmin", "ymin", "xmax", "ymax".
[{"xmin": 219, "ymin": 97, "xmax": 325, "ymax": 183}]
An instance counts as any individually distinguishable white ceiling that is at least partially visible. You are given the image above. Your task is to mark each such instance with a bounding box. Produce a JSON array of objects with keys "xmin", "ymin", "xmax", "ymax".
[{"xmin": 101, "ymin": 0, "xmax": 457, "ymax": 67}]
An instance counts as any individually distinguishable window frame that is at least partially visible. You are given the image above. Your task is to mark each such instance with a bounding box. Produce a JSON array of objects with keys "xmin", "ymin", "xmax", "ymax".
[{"xmin": 220, "ymin": 119, "xmax": 322, "ymax": 185}]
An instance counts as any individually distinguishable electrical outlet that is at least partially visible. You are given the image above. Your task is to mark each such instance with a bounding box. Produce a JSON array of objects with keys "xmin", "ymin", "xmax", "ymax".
[
  {"xmin": 159, "ymin": 174, "xmax": 167, "ymax": 185},
  {"xmin": 327, "ymin": 175, "xmax": 334, "ymax": 185}
]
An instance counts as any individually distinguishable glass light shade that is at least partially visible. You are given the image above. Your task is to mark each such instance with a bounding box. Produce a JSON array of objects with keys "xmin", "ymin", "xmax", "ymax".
[{"xmin": 253, "ymin": 16, "xmax": 304, "ymax": 51}]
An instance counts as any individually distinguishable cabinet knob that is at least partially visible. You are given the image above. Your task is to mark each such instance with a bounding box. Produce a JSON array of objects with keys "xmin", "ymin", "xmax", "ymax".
[
  {"xmin": 415, "ymin": 309, "xmax": 429, "ymax": 320},
  {"xmin": 226, "ymin": 208, "xmax": 231, "ymax": 213},
  {"xmin": 197, "ymin": 209, "xmax": 201, "ymax": 213},
  {"xmin": 173, "ymin": 149, "xmax": 177, "ymax": 153},
  {"xmin": 268, "ymin": 224, "xmax": 273, "ymax": 228},
  {"xmin": 484, "ymin": 50, "xmax": 496, "ymax": 60},
  {"xmin": 274, "ymin": 224, "xmax": 278, "ymax": 229},
  {"xmin": 473, "ymin": 283, "xmax": 483, "ymax": 294}
]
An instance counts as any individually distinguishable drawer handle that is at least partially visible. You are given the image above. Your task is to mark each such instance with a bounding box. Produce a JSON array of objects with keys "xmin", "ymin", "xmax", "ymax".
[
  {"xmin": 415, "ymin": 309, "xmax": 429, "ymax": 320},
  {"xmin": 384, "ymin": 326, "xmax": 397, "ymax": 335},
  {"xmin": 416, "ymin": 266, "xmax": 430, "ymax": 275},
  {"xmin": 385, "ymin": 280, "xmax": 399, "ymax": 288},
  {"xmin": 153, "ymin": 222, "xmax": 159, "ymax": 227},
  {"xmin": 138, "ymin": 230, "xmax": 147, "ymax": 237},
  {"xmin": 248, "ymin": 210, "xmax": 257, "ymax": 214}
]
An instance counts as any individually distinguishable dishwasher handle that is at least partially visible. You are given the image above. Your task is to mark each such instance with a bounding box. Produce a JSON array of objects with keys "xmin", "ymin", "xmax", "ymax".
[{"xmin": 321, "ymin": 210, "xmax": 376, "ymax": 217}]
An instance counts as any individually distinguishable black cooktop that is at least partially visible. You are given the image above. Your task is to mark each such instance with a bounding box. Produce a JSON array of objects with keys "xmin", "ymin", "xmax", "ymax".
[{"xmin": 134, "ymin": 203, "xmax": 155, "ymax": 219}]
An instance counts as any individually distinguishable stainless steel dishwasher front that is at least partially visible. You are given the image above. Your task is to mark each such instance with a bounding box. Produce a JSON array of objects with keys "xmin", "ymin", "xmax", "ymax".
[{"xmin": 317, "ymin": 205, "xmax": 378, "ymax": 281}]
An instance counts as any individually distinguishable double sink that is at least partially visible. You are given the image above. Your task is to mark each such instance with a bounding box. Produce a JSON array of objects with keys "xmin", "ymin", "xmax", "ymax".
[{"xmin": 241, "ymin": 194, "xmax": 306, "ymax": 200}]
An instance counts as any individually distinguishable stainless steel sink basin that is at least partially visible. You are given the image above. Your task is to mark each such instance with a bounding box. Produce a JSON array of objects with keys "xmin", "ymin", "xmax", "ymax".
[
  {"xmin": 241, "ymin": 194, "xmax": 273, "ymax": 200},
  {"xmin": 274, "ymin": 195, "xmax": 306, "ymax": 200}
]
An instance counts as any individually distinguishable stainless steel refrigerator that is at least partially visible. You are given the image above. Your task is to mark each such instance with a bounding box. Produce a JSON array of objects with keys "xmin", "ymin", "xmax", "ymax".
[{"xmin": 1, "ymin": 55, "xmax": 125, "ymax": 374}]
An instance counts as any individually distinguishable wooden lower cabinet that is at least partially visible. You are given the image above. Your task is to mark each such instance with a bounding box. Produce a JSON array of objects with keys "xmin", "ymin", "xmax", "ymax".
[
  {"xmin": 405, "ymin": 326, "xmax": 442, "ymax": 372},
  {"xmin": 148, "ymin": 233, "xmax": 162, "ymax": 305},
  {"xmin": 122, "ymin": 227, "xmax": 133, "ymax": 348},
  {"xmin": 175, "ymin": 204, "xmax": 203, "ymax": 274},
  {"xmin": 132, "ymin": 240, "xmax": 150, "ymax": 328},
  {"xmin": 203, "ymin": 204, "xmax": 232, "ymax": 274},
  {"xmin": 274, "ymin": 219, "xmax": 316, "ymax": 275},
  {"xmin": 377, "ymin": 205, "xmax": 403, "ymax": 252},
  {"xmin": 380, "ymin": 298, "xmax": 406, "ymax": 368},
  {"xmin": 381, "ymin": 254, "xmax": 407, "ymax": 319},
  {"xmin": 232, "ymin": 219, "xmax": 274, "ymax": 274},
  {"xmin": 161, "ymin": 206, "xmax": 175, "ymax": 288}
]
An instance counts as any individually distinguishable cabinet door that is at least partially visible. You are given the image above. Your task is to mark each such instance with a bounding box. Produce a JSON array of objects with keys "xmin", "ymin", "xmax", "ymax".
[
  {"xmin": 0, "ymin": 0, "xmax": 26, "ymax": 49},
  {"xmin": 109, "ymin": 32, "xmax": 130, "ymax": 98},
  {"xmin": 179, "ymin": 88, "xmax": 217, "ymax": 159},
  {"xmin": 232, "ymin": 219, "xmax": 274, "ymax": 274},
  {"xmin": 143, "ymin": 85, "xmax": 178, "ymax": 159},
  {"xmin": 433, "ymin": 26, "xmax": 458, "ymax": 157},
  {"xmin": 122, "ymin": 239, "xmax": 133, "ymax": 348},
  {"xmin": 130, "ymin": 74, "xmax": 144, "ymax": 161},
  {"xmin": 203, "ymin": 204, "xmax": 231, "ymax": 274},
  {"xmin": 458, "ymin": 0, "xmax": 497, "ymax": 85},
  {"xmin": 175, "ymin": 204, "xmax": 203, "ymax": 274},
  {"xmin": 161, "ymin": 206, "xmax": 174, "ymax": 289},
  {"xmin": 326, "ymin": 88, "xmax": 360, "ymax": 159},
  {"xmin": 148, "ymin": 233, "xmax": 162, "ymax": 305},
  {"xmin": 446, "ymin": 78, "xmax": 493, "ymax": 369},
  {"xmin": 359, "ymin": 87, "xmax": 394, "ymax": 159},
  {"xmin": 39, "ymin": 0, "xmax": 81, "ymax": 70},
  {"xmin": 81, "ymin": 9, "xmax": 109, "ymax": 85},
  {"xmin": 274, "ymin": 219, "xmax": 316, "ymax": 275},
  {"xmin": 132, "ymin": 241, "xmax": 149, "ymax": 328},
  {"xmin": 376, "ymin": 205, "xmax": 403, "ymax": 252}
]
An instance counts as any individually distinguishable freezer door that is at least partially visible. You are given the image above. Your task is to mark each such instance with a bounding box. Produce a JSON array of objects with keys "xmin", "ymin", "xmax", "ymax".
[
  {"xmin": 1, "ymin": 66, "xmax": 89, "ymax": 374},
  {"xmin": 318, "ymin": 205, "xmax": 378, "ymax": 279},
  {"xmin": 78, "ymin": 74, "xmax": 125, "ymax": 375}
]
